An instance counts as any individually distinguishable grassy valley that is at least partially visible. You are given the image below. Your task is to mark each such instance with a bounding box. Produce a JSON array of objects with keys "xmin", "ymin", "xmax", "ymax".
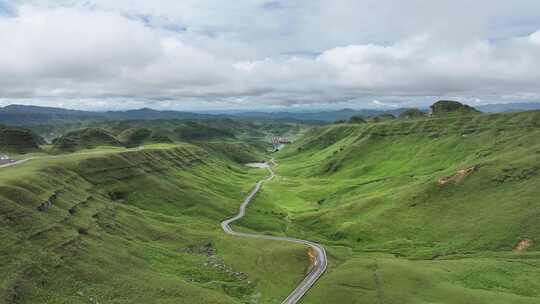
[
  {"xmin": 0, "ymin": 121, "xmax": 310, "ymax": 304},
  {"xmin": 234, "ymin": 107, "xmax": 540, "ymax": 303},
  {"xmin": 1, "ymin": 103, "xmax": 540, "ymax": 304}
]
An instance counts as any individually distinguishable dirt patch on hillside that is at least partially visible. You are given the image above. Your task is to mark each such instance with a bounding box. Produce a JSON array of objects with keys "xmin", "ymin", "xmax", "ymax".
[
  {"xmin": 306, "ymin": 247, "xmax": 317, "ymax": 274},
  {"xmin": 513, "ymin": 239, "xmax": 533, "ymax": 252},
  {"xmin": 438, "ymin": 165, "xmax": 479, "ymax": 186}
]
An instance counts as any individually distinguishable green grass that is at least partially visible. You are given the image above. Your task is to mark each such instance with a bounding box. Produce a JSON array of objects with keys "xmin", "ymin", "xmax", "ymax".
[
  {"xmin": 4, "ymin": 111, "xmax": 540, "ymax": 303},
  {"xmin": 234, "ymin": 111, "xmax": 540, "ymax": 303},
  {"xmin": 0, "ymin": 143, "xmax": 308, "ymax": 304}
]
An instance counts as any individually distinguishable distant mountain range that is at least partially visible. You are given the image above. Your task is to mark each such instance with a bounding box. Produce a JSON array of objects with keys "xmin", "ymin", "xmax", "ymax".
[
  {"xmin": 0, "ymin": 104, "xmax": 404, "ymax": 125},
  {"xmin": 0, "ymin": 105, "xmax": 213, "ymax": 125},
  {"xmin": 0, "ymin": 102, "xmax": 539, "ymax": 125},
  {"xmin": 229, "ymin": 108, "xmax": 407, "ymax": 122},
  {"xmin": 476, "ymin": 103, "xmax": 540, "ymax": 113}
]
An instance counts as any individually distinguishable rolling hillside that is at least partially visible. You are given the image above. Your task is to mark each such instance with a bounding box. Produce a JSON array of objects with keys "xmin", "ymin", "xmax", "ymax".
[
  {"xmin": 0, "ymin": 143, "xmax": 308, "ymax": 304},
  {"xmin": 52, "ymin": 128, "xmax": 123, "ymax": 152},
  {"xmin": 2, "ymin": 105, "xmax": 540, "ymax": 303},
  {"xmin": 235, "ymin": 108, "xmax": 540, "ymax": 303}
]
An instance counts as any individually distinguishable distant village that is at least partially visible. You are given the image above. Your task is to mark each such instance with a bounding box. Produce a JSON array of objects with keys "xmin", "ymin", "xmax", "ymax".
[{"xmin": 271, "ymin": 136, "xmax": 291, "ymax": 151}]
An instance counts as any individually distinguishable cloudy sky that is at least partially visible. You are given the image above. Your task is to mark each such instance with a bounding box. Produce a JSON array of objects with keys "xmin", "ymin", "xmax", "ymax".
[{"xmin": 1, "ymin": 0, "xmax": 540, "ymax": 111}]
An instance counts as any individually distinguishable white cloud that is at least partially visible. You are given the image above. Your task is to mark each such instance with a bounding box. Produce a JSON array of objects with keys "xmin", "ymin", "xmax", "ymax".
[
  {"xmin": 531, "ymin": 30, "xmax": 540, "ymax": 45},
  {"xmin": 0, "ymin": 1, "xmax": 540, "ymax": 110}
]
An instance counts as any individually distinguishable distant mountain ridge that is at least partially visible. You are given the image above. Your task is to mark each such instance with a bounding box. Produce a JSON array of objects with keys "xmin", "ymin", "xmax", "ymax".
[
  {"xmin": 1, "ymin": 102, "xmax": 539, "ymax": 126},
  {"xmin": 0, "ymin": 104, "xmax": 213, "ymax": 125},
  {"xmin": 476, "ymin": 102, "xmax": 540, "ymax": 113},
  {"xmin": 0, "ymin": 104, "xmax": 403, "ymax": 125},
  {"xmin": 222, "ymin": 108, "xmax": 408, "ymax": 122}
]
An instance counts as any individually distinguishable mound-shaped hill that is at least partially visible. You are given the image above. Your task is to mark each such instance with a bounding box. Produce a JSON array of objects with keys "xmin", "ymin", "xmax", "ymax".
[
  {"xmin": 117, "ymin": 128, "xmax": 152, "ymax": 147},
  {"xmin": 430, "ymin": 100, "xmax": 480, "ymax": 115},
  {"xmin": 175, "ymin": 121, "xmax": 235, "ymax": 141},
  {"xmin": 349, "ymin": 115, "xmax": 367, "ymax": 124},
  {"xmin": 369, "ymin": 113, "xmax": 396, "ymax": 123},
  {"xmin": 53, "ymin": 128, "xmax": 122, "ymax": 152},
  {"xmin": 0, "ymin": 125, "xmax": 44, "ymax": 153},
  {"xmin": 399, "ymin": 108, "xmax": 426, "ymax": 119}
]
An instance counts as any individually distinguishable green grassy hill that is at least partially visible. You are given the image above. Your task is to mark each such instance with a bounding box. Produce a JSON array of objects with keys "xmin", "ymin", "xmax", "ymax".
[
  {"xmin": 116, "ymin": 127, "xmax": 155, "ymax": 147},
  {"xmin": 399, "ymin": 108, "xmax": 426, "ymax": 119},
  {"xmin": 235, "ymin": 110, "xmax": 540, "ymax": 303},
  {"xmin": 4, "ymin": 109, "xmax": 539, "ymax": 303},
  {"xmin": 0, "ymin": 143, "xmax": 308, "ymax": 304},
  {"xmin": 175, "ymin": 122, "xmax": 236, "ymax": 142},
  {"xmin": 52, "ymin": 128, "xmax": 123, "ymax": 152},
  {"xmin": 431, "ymin": 100, "xmax": 481, "ymax": 115},
  {"xmin": 0, "ymin": 125, "xmax": 43, "ymax": 154}
]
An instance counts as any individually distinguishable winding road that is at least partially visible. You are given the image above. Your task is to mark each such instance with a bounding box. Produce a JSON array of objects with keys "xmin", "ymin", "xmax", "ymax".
[
  {"xmin": 221, "ymin": 161, "xmax": 327, "ymax": 304},
  {"xmin": 3, "ymin": 149, "xmax": 327, "ymax": 302}
]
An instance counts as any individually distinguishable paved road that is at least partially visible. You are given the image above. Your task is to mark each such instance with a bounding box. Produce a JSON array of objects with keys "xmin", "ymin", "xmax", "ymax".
[
  {"xmin": 0, "ymin": 146, "xmax": 145, "ymax": 169},
  {"xmin": 221, "ymin": 161, "xmax": 327, "ymax": 304},
  {"xmin": 2, "ymin": 150, "xmax": 326, "ymax": 302}
]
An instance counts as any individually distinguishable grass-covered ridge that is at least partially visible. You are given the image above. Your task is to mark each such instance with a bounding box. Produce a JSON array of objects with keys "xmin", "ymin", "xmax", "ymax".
[
  {"xmin": 0, "ymin": 143, "xmax": 309, "ymax": 304},
  {"xmin": 52, "ymin": 128, "xmax": 123, "ymax": 152},
  {"xmin": 0, "ymin": 125, "xmax": 44, "ymax": 154},
  {"xmin": 235, "ymin": 110, "xmax": 540, "ymax": 303}
]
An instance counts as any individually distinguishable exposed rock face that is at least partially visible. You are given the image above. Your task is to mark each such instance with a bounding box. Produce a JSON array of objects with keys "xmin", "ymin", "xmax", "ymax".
[
  {"xmin": 437, "ymin": 165, "xmax": 479, "ymax": 186},
  {"xmin": 514, "ymin": 239, "xmax": 533, "ymax": 252},
  {"xmin": 430, "ymin": 100, "xmax": 480, "ymax": 116}
]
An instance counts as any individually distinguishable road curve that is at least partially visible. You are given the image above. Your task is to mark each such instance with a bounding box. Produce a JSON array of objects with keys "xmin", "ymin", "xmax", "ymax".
[{"xmin": 221, "ymin": 161, "xmax": 327, "ymax": 304}]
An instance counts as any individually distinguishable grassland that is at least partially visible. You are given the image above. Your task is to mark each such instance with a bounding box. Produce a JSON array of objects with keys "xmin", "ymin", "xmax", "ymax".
[
  {"xmin": 235, "ymin": 111, "xmax": 540, "ymax": 303},
  {"xmin": 3, "ymin": 111, "xmax": 540, "ymax": 303},
  {"xmin": 0, "ymin": 142, "xmax": 309, "ymax": 304}
]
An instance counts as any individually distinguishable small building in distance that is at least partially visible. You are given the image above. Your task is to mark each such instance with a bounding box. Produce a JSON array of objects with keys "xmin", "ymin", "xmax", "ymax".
[{"xmin": 271, "ymin": 136, "xmax": 291, "ymax": 151}]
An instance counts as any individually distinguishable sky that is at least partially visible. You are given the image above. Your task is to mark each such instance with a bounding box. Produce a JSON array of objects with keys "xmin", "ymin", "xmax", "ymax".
[{"xmin": 1, "ymin": 0, "xmax": 540, "ymax": 111}]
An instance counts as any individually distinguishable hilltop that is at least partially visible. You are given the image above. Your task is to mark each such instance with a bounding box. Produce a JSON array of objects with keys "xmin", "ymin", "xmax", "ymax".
[
  {"xmin": 0, "ymin": 125, "xmax": 44, "ymax": 153},
  {"xmin": 52, "ymin": 128, "xmax": 123, "ymax": 152},
  {"xmin": 430, "ymin": 100, "xmax": 480, "ymax": 115}
]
